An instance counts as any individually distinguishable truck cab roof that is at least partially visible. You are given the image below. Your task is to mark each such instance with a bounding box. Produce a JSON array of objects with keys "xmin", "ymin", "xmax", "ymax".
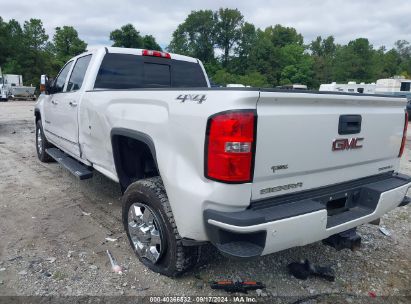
[{"xmin": 82, "ymin": 46, "xmax": 199, "ymax": 64}]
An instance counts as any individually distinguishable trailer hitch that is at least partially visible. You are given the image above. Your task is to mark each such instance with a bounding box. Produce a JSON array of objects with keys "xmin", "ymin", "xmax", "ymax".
[{"xmin": 322, "ymin": 228, "xmax": 361, "ymax": 251}]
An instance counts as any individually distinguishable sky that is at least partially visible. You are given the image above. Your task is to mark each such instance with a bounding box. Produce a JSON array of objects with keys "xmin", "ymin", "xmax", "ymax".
[{"xmin": 1, "ymin": 0, "xmax": 410, "ymax": 50}]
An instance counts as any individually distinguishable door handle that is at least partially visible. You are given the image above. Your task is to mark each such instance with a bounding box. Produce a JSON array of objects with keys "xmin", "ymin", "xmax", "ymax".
[
  {"xmin": 69, "ymin": 101, "xmax": 78, "ymax": 107},
  {"xmin": 51, "ymin": 100, "xmax": 58, "ymax": 105}
]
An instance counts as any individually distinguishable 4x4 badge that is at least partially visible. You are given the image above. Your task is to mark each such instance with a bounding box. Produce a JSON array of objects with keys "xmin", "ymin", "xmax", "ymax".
[{"xmin": 176, "ymin": 94, "xmax": 206, "ymax": 104}]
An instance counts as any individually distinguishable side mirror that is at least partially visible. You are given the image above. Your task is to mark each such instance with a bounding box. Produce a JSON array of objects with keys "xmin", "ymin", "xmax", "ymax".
[{"xmin": 40, "ymin": 75, "xmax": 49, "ymax": 95}]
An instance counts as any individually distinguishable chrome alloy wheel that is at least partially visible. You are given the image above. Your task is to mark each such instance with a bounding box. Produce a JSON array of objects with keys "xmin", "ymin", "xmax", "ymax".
[
  {"xmin": 37, "ymin": 128, "xmax": 43, "ymax": 154},
  {"xmin": 128, "ymin": 203, "xmax": 164, "ymax": 263}
]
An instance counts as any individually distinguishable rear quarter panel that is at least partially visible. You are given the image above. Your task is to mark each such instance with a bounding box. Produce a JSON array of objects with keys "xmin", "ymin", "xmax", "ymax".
[{"xmin": 79, "ymin": 89, "xmax": 259, "ymax": 240}]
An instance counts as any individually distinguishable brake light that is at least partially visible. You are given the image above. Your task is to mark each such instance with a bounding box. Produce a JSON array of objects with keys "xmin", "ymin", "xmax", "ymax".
[
  {"xmin": 142, "ymin": 49, "xmax": 171, "ymax": 59},
  {"xmin": 205, "ymin": 110, "xmax": 256, "ymax": 183},
  {"xmin": 399, "ymin": 112, "xmax": 408, "ymax": 157}
]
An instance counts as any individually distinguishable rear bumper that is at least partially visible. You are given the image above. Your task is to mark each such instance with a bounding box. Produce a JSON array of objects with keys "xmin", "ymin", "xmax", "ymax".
[{"xmin": 204, "ymin": 173, "xmax": 411, "ymax": 257}]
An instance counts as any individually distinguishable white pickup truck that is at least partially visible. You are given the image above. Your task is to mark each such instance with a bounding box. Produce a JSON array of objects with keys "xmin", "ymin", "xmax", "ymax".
[{"xmin": 35, "ymin": 47, "xmax": 411, "ymax": 276}]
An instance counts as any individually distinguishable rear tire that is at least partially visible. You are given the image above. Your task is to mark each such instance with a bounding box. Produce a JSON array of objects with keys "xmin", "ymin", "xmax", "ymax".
[
  {"xmin": 122, "ymin": 177, "xmax": 199, "ymax": 276},
  {"xmin": 35, "ymin": 120, "xmax": 53, "ymax": 162}
]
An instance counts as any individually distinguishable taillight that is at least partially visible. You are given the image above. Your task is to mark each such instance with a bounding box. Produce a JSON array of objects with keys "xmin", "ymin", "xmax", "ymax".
[
  {"xmin": 142, "ymin": 49, "xmax": 171, "ymax": 59},
  {"xmin": 399, "ymin": 112, "xmax": 408, "ymax": 157},
  {"xmin": 205, "ymin": 110, "xmax": 256, "ymax": 183}
]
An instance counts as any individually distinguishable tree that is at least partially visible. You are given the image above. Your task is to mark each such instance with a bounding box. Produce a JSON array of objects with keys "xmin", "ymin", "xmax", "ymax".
[
  {"xmin": 110, "ymin": 24, "xmax": 162, "ymax": 50},
  {"xmin": 333, "ymin": 38, "xmax": 376, "ymax": 83},
  {"xmin": 211, "ymin": 69, "xmax": 269, "ymax": 87},
  {"xmin": 279, "ymin": 44, "xmax": 314, "ymax": 86},
  {"xmin": 245, "ymin": 25, "xmax": 308, "ymax": 86},
  {"xmin": 0, "ymin": 18, "xmax": 10, "ymax": 66},
  {"xmin": 53, "ymin": 26, "xmax": 87, "ymax": 65},
  {"xmin": 110, "ymin": 24, "xmax": 144, "ymax": 48},
  {"xmin": 20, "ymin": 19, "xmax": 49, "ymax": 86},
  {"xmin": 373, "ymin": 47, "xmax": 401, "ymax": 79},
  {"xmin": 228, "ymin": 22, "xmax": 257, "ymax": 74},
  {"xmin": 311, "ymin": 36, "xmax": 336, "ymax": 57},
  {"xmin": 310, "ymin": 36, "xmax": 337, "ymax": 87},
  {"xmin": 237, "ymin": 23, "xmax": 257, "ymax": 54},
  {"xmin": 1, "ymin": 10, "xmax": 410, "ymax": 94},
  {"xmin": 395, "ymin": 40, "xmax": 411, "ymax": 76},
  {"xmin": 238, "ymin": 71, "xmax": 269, "ymax": 87},
  {"xmin": 267, "ymin": 24, "xmax": 303, "ymax": 47},
  {"xmin": 211, "ymin": 69, "xmax": 238, "ymax": 85},
  {"xmin": 280, "ymin": 60, "xmax": 314, "ymax": 86},
  {"xmin": 168, "ymin": 10, "xmax": 216, "ymax": 63},
  {"xmin": 23, "ymin": 19, "xmax": 48, "ymax": 51},
  {"xmin": 215, "ymin": 8, "xmax": 244, "ymax": 67},
  {"xmin": 143, "ymin": 35, "xmax": 162, "ymax": 51}
]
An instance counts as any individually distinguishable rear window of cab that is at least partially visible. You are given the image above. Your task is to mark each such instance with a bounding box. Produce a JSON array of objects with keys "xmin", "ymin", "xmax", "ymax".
[{"xmin": 94, "ymin": 53, "xmax": 208, "ymax": 89}]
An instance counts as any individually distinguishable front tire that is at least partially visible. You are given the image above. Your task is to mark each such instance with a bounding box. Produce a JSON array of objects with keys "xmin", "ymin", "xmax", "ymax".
[
  {"xmin": 35, "ymin": 120, "xmax": 53, "ymax": 162},
  {"xmin": 122, "ymin": 177, "xmax": 199, "ymax": 276}
]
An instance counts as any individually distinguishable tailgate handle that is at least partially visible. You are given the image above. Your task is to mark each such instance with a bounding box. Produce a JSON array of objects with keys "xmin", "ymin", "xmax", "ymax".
[{"xmin": 339, "ymin": 115, "xmax": 362, "ymax": 135}]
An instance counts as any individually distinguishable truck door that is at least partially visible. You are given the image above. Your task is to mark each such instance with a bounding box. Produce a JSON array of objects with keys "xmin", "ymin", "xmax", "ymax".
[
  {"xmin": 43, "ymin": 60, "xmax": 73, "ymax": 150},
  {"xmin": 52, "ymin": 54, "xmax": 92, "ymax": 157}
]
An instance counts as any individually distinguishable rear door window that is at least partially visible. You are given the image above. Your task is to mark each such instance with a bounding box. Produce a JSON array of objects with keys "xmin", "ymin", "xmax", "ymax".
[
  {"xmin": 94, "ymin": 53, "xmax": 207, "ymax": 89},
  {"xmin": 67, "ymin": 55, "xmax": 92, "ymax": 92},
  {"xmin": 94, "ymin": 54, "xmax": 143, "ymax": 89},
  {"xmin": 171, "ymin": 60, "xmax": 207, "ymax": 87}
]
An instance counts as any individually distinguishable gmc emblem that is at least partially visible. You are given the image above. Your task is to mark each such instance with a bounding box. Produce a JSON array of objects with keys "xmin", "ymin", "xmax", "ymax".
[{"xmin": 332, "ymin": 138, "xmax": 364, "ymax": 151}]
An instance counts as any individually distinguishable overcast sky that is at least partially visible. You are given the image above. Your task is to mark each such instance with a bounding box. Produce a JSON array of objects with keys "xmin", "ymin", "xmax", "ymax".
[{"xmin": 1, "ymin": 0, "xmax": 410, "ymax": 50}]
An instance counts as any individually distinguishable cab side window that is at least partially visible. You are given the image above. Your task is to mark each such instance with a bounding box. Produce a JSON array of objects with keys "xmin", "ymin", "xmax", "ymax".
[
  {"xmin": 53, "ymin": 61, "xmax": 73, "ymax": 93},
  {"xmin": 67, "ymin": 55, "xmax": 92, "ymax": 92}
]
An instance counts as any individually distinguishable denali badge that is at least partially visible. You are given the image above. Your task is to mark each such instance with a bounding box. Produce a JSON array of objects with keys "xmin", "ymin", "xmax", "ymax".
[
  {"xmin": 332, "ymin": 138, "xmax": 363, "ymax": 151},
  {"xmin": 271, "ymin": 164, "xmax": 288, "ymax": 173},
  {"xmin": 260, "ymin": 182, "xmax": 303, "ymax": 195},
  {"xmin": 378, "ymin": 165, "xmax": 393, "ymax": 171}
]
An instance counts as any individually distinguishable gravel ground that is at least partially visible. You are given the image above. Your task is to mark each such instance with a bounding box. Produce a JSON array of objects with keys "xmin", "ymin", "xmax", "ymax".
[{"xmin": 0, "ymin": 100, "xmax": 410, "ymax": 303}]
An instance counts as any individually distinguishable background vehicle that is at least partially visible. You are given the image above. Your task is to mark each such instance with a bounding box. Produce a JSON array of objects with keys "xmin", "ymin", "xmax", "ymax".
[
  {"xmin": 35, "ymin": 47, "xmax": 411, "ymax": 276},
  {"xmin": 0, "ymin": 73, "xmax": 36, "ymax": 100}
]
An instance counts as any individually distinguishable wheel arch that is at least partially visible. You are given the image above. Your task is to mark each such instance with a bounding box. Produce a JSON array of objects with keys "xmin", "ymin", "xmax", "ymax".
[{"xmin": 111, "ymin": 128, "xmax": 159, "ymax": 192}]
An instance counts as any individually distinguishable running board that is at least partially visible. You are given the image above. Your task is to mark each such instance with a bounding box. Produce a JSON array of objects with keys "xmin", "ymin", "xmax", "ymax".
[{"xmin": 46, "ymin": 148, "xmax": 93, "ymax": 180}]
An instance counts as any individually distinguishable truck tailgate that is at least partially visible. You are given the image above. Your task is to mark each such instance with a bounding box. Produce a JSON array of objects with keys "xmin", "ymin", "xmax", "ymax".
[{"xmin": 252, "ymin": 91, "xmax": 407, "ymax": 201}]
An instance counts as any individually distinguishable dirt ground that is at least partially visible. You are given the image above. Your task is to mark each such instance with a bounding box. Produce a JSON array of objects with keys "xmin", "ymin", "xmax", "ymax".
[{"xmin": 0, "ymin": 100, "xmax": 410, "ymax": 303}]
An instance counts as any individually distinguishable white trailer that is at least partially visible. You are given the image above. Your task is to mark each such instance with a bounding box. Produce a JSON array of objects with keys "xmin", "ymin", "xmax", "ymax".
[
  {"xmin": 0, "ymin": 68, "xmax": 10, "ymax": 101},
  {"xmin": 319, "ymin": 82, "xmax": 376, "ymax": 94},
  {"xmin": 0, "ymin": 84, "xmax": 8, "ymax": 101},
  {"xmin": 375, "ymin": 76, "xmax": 411, "ymax": 100},
  {"xmin": 1, "ymin": 73, "xmax": 36, "ymax": 100}
]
